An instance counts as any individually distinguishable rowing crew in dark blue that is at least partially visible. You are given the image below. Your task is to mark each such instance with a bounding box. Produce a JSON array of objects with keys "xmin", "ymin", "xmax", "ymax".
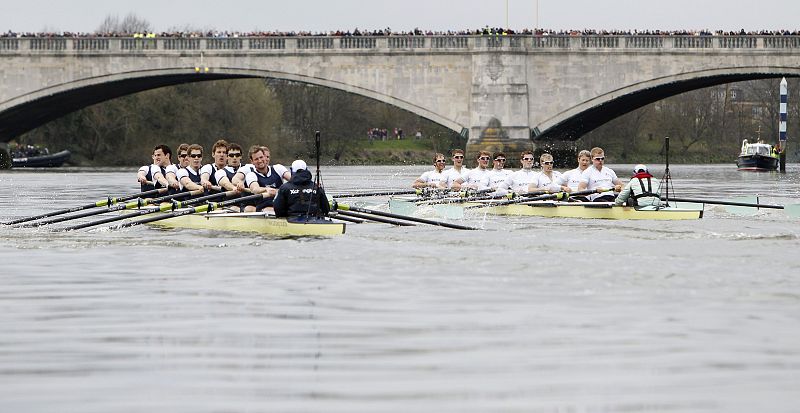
[{"xmin": 273, "ymin": 160, "xmax": 330, "ymax": 218}]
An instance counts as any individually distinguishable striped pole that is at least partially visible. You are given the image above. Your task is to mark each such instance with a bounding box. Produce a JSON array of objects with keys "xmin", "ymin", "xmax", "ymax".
[{"xmin": 779, "ymin": 77, "xmax": 787, "ymax": 172}]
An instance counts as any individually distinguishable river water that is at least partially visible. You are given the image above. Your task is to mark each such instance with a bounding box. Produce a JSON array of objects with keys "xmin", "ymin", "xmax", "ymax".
[{"xmin": 1, "ymin": 164, "xmax": 799, "ymax": 413}]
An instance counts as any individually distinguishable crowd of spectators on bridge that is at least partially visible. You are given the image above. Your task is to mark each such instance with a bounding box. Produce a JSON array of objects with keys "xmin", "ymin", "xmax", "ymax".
[{"xmin": 5, "ymin": 27, "xmax": 800, "ymax": 39}]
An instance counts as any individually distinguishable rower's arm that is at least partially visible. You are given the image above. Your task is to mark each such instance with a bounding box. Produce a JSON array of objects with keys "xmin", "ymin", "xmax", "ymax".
[
  {"xmin": 412, "ymin": 178, "xmax": 431, "ymax": 189},
  {"xmin": 166, "ymin": 172, "xmax": 180, "ymax": 189},
  {"xmin": 136, "ymin": 167, "xmax": 148, "ymax": 184},
  {"xmin": 153, "ymin": 171, "xmax": 169, "ymax": 188},
  {"xmin": 180, "ymin": 176, "xmax": 203, "ymax": 191}
]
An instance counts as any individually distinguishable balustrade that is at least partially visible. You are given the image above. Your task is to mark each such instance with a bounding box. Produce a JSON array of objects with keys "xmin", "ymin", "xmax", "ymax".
[
  {"xmin": 340, "ymin": 37, "xmax": 376, "ymax": 49},
  {"xmin": 249, "ymin": 38, "xmax": 285, "ymax": 49},
  {"xmin": 297, "ymin": 37, "xmax": 333, "ymax": 49},
  {"xmin": 388, "ymin": 37, "xmax": 425, "ymax": 49},
  {"xmin": 673, "ymin": 36, "xmax": 712, "ymax": 48},
  {"xmin": 3, "ymin": 35, "xmax": 800, "ymax": 53},
  {"xmin": 164, "ymin": 38, "xmax": 200, "ymax": 50},
  {"xmin": 74, "ymin": 38, "xmax": 109, "ymax": 51},
  {"xmin": 207, "ymin": 38, "xmax": 242, "ymax": 50},
  {"xmin": 0, "ymin": 38, "xmax": 19, "ymax": 50}
]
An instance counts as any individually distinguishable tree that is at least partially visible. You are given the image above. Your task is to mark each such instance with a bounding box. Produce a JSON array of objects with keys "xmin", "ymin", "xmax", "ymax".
[{"xmin": 96, "ymin": 13, "xmax": 153, "ymax": 35}]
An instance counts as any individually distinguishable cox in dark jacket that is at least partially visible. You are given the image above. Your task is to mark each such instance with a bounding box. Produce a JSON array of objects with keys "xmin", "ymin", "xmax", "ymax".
[{"xmin": 273, "ymin": 167, "xmax": 330, "ymax": 218}]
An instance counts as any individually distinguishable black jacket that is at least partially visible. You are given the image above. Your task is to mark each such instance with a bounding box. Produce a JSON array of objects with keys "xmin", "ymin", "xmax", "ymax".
[{"xmin": 273, "ymin": 169, "xmax": 330, "ymax": 218}]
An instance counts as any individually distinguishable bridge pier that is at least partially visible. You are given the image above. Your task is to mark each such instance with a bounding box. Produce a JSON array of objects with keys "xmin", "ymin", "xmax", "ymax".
[{"xmin": 0, "ymin": 142, "xmax": 10, "ymax": 169}]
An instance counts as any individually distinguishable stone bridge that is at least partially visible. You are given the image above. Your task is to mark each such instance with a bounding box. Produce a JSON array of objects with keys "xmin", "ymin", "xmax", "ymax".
[{"xmin": 2, "ymin": 34, "xmax": 800, "ymax": 157}]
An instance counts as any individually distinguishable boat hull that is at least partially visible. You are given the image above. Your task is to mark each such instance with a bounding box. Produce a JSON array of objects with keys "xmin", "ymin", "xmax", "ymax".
[
  {"xmin": 736, "ymin": 154, "xmax": 778, "ymax": 171},
  {"xmin": 12, "ymin": 150, "xmax": 71, "ymax": 168},
  {"xmin": 480, "ymin": 202, "xmax": 703, "ymax": 220},
  {"xmin": 389, "ymin": 198, "xmax": 702, "ymax": 220},
  {"xmin": 147, "ymin": 212, "xmax": 346, "ymax": 236}
]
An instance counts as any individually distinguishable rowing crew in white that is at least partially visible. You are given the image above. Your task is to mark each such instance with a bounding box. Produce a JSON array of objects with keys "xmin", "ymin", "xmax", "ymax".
[{"xmin": 412, "ymin": 147, "xmax": 662, "ymax": 206}]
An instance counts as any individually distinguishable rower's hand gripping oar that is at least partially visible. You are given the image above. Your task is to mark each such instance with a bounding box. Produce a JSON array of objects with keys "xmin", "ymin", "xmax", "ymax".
[
  {"xmin": 333, "ymin": 201, "xmax": 478, "ymax": 230},
  {"xmin": 58, "ymin": 190, "xmax": 239, "ymax": 232},
  {"xmin": 2, "ymin": 187, "xmax": 167, "ymax": 226}
]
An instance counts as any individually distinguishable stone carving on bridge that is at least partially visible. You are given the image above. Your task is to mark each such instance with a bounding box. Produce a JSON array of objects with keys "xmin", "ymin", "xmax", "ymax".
[
  {"xmin": 467, "ymin": 117, "xmax": 532, "ymax": 162},
  {"xmin": 485, "ymin": 53, "xmax": 504, "ymax": 82}
]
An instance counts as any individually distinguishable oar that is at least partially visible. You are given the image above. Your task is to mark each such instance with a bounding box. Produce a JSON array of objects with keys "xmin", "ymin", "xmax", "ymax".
[
  {"xmin": 335, "ymin": 210, "xmax": 415, "ymax": 226},
  {"xmin": 333, "ymin": 201, "xmax": 478, "ymax": 230},
  {"xmin": 661, "ymin": 196, "xmax": 800, "ymax": 216},
  {"xmin": 328, "ymin": 213, "xmax": 365, "ymax": 224},
  {"xmin": 332, "ymin": 189, "xmax": 422, "ymax": 198},
  {"xmin": 59, "ymin": 190, "xmax": 239, "ymax": 231},
  {"xmin": 17, "ymin": 189, "xmax": 201, "ymax": 228},
  {"xmin": 465, "ymin": 188, "xmax": 599, "ymax": 210},
  {"xmin": 2, "ymin": 187, "xmax": 167, "ymax": 225},
  {"xmin": 112, "ymin": 193, "xmax": 267, "ymax": 230}
]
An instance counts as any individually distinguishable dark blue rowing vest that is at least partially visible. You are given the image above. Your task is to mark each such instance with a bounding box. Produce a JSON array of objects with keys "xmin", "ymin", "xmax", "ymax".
[
  {"xmin": 141, "ymin": 165, "xmax": 167, "ymax": 192},
  {"xmin": 224, "ymin": 166, "xmax": 237, "ymax": 181},
  {"xmin": 253, "ymin": 166, "xmax": 283, "ymax": 210},
  {"xmin": 184, "ymin": 167, "xmax": 201, "ymax": 184}
]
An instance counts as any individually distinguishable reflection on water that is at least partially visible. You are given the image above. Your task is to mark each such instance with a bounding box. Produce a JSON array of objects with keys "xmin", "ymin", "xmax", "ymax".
[{"xmin": 1, "ymin": 165, "xmax": 800, "ymax": 412}]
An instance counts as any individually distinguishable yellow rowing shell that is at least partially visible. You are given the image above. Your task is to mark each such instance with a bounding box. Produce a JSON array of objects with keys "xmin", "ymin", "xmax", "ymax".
[
  {"xmin": 147, "ymin": 212, "xmax": 346, "ymax": 236},
  {"xmin": 390, "ymin": 198, "xmax": 702, "ymax": 220},
  {"xmin": 477, "ymin": 202, "xmax": 702, "ymax": 220}
]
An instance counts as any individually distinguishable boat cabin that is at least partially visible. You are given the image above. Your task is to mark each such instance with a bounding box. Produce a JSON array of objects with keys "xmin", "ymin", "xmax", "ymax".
[{"xmin": 739, "ymin": 140, "xmax": 774, "ymax": 157}]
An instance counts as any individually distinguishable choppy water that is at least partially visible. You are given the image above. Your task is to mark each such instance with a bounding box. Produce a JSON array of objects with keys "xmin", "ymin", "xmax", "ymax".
[{"xmin": 1, "ymin": 164, "xmax": 799, "ymax": 413}]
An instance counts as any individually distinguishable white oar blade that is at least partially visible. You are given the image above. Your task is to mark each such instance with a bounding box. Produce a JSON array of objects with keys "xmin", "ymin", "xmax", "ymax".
[
  {"xmin": 671, "ymin": 201, "xmax": 704, "ymax": 211},
  {"xmin": 388, "ymin": 198, "xmax": 417, "ymax": 215},
  {"xmin": 784, "ymin": 204, "xmax": 800, "ymax": 218},
  {"xmin": 724, "ymin": 196, "xmax": 759, "ymax": 216},
  {"xmin": 433, "ymin": 204, "xmax": 465, "ymax": 220}
]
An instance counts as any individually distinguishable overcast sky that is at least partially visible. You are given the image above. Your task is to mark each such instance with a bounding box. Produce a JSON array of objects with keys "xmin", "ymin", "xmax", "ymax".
[{"xmin": 1, "ymin": 0, "xmax": 798, "ymax": 33}]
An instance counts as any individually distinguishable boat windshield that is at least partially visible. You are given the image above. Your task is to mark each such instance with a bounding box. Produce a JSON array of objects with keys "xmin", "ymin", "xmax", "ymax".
[{"xmin": 746, "ymin": 144, "xmax": 771, "ymax": 156}]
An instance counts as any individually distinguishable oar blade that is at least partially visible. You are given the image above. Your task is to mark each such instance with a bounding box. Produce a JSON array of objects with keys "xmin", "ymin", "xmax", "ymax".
[
  {"xmin": 784, "ymin": 204, "xmax": 800, "ymax": 218},
  {"xmin": 669, "ymin": 201, "xmax": 704, "ymax": 211},
  {"xmin": 723, "ymin": 196, "xmax": 760, "ymax": 216},
  {"xmin": 432, "ymin": 204, "xmax": 465, "ymax": 220}
]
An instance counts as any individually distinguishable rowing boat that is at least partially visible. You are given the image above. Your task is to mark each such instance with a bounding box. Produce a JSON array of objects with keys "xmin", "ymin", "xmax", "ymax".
[
  {"xmin": 476, "ymin": 201, "xmax": 703, "ymax": 220},
  {"xmin": 141, "ymin": 211, "xmax": 346, "ymax": 236},
  {"xmin": 389, "ymin": 197, "xmax": 703, "ymax": 220}
]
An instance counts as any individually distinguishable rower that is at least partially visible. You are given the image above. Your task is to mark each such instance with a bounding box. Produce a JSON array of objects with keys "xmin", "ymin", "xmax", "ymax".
[
  {"xmin": 577, "ymin": 147, "xmax": 624, "ymax": 202},
  {"xmin": 136, "ymin": 144, "xmax": 172, "ymax": 192},
  {"xmin": 274, "ymin": 160, "xmax": 330, "ymax": 218},
  {"xmin": 412, "ymin": 153, "xmax": 448, "ymax": 189},
  {"xmin": 529, "ymin": 153, "xmax": 563, "ymax": 193},
  {"xmin": 487, "ymin": 152, "xmax": 512, "ymax": 191},
  {"xmin": 166, "ymin": 143, "xmax": 189, "ymax": 193},
  {"xmin": 553, "ymin": 149, "xmax": 592, "ymax": 201},
  {"xmin": 214, "ymin": 143, "xmax": 244, "ymax": 191},
  {"xmin": 176, "ymin": 144, "xmax": 204, "ymax": 192},
  {"xmin": 497, "ymin": 150, "xmax": 539, "ymax": 195},
  {"xmin": 615, "ymin": 164, "xmax": 663, "ymax": 207},
  {"xmin": 241, "ymin": 145, "xmax": 290, "ymax": 212},
  {"xmin": 231, "ymin": 145, "xmax": 290, "ymax": 191},
  {"xmin": 200, "ymin": 139, "xmax": 228, "ymax": 192},
  {"xmin": 441, "ymin": 149, "xmax": 470, "ymax": 190},
  {"xmin": 453, "ymin": 150, "xmax": 491, "ymax": 191}
]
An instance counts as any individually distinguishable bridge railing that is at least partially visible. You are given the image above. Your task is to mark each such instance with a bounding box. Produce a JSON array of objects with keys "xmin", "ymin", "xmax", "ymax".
[{"xmin": 4, "ymin": 35, "xmax": 800, "ymax": 53}]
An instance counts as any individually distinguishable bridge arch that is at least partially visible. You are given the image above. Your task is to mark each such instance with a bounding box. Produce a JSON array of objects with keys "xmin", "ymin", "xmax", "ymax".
[
  {"xmin": 0, "ymin": 68, "xmax": 464, "ymax": 141},
  {"xmin": 532, "ymin": 66, "xmax": 800, "ymax": 141}
]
